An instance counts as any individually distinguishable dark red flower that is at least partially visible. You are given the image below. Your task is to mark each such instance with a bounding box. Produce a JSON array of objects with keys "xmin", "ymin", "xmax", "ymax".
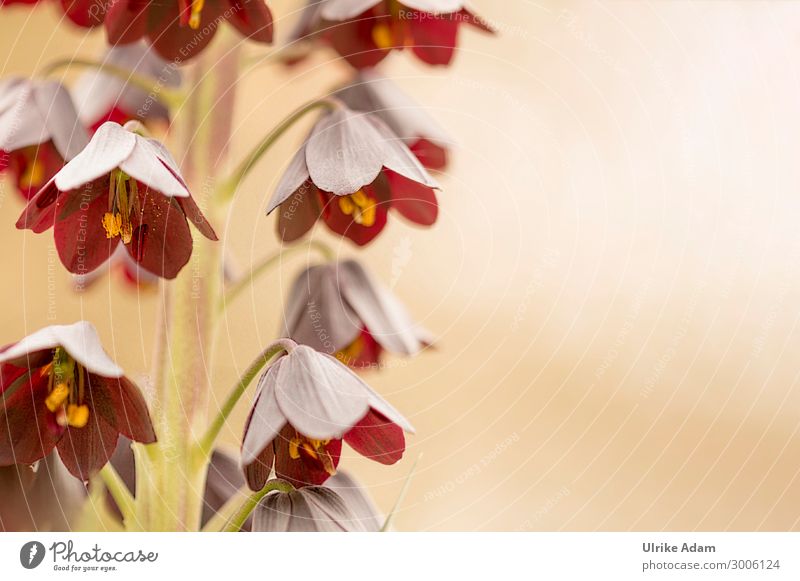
[
  {"xmin": 104, "ymin": 0, "xmax": 274, "ymax": 62},
  {"xmin": 16, "ymin": 121, "xmax": 218, "ymax": 280},
  {"xmin": 0, "ymin": 322, "xmax": 156, "ymax": 481},
  {"xmin": 0, "ymin": 78, "xmax": 89, "ymax": 200},
  {"xmin": 291, "ymin": 0, "xmax": 493, "ymax": 69},
  {"xmin": 283, "ymin": 259, "xmax": 431, "ymax": 369},
  {"xmin": 267, "ymin": 106, "xmax": 439, "ymax": 247},
  {"xmin": 241, "ymin": 342, "xmax": 413, "ymax": 490}
]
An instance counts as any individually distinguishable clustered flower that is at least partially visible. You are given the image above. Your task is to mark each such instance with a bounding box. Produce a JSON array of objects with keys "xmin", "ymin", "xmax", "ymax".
[{"xmin": 0, "ymin": 0, "xmax": 495, "ymax": 532}]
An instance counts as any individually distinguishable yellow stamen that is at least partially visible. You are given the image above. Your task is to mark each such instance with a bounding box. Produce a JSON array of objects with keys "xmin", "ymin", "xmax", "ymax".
[
  {"xmin": 189, "ymin": 0, "xmax": 204, "ymax": 29},
  {"xmin": 66, "ymin": 404, "xmax": 89, "ymax": 429},
  {"xmin": 289, "ymin": 435, "xmax": 336, "ymax": 475},
  {"xmin": 335, "ymin": 335, "xmax": 364, "ymax": 365},
  {"xmin": 102, "ymin": 212, "xmax": 123, "ymax": 239},
  {"xmin": 338, "ymin": 190, "xmax": 377, "ymax": 227},
  {"xmin": 372, "ymin": 22, "xmax": 394, "ymax": 49},
  {"xmin": 45, "ymin": 383, "xmax": 70, "ymax": 412},
  {"xmin": 19, "ymin": 158, "xmax": 45, "ymax": 190}
]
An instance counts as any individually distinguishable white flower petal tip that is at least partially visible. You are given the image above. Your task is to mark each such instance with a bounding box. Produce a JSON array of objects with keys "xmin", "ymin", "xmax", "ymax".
[{"xmin": 0, "ymin": 321, "xmax": 124, "ymax": 378}]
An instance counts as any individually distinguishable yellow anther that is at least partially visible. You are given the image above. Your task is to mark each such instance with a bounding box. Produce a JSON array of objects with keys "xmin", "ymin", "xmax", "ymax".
[
  {"xmin": 338, "ymin": 190, "xmax": 377, "ymax": 227},
  {"xmin": 45, "ymin": 383, "xmax": 70, "ymax": 412},
  {"xmin": 19, "ymin": 158, "xmax": 45, "ymax": 190},
  {"xmin": 335, "ymin": 335, "xmax": 364, "ymax": 365},
  {"xmin": 372, "ymin": 22, "xmax": 394, "ymax": 49},
  {"xmin": 189, "ymin": 0, "xmax": 204, "ymax": 29},
  {"xmin": 66, "ymin": 404, "xmax": 89, "ymax": 429},
  {"xmin": 288, "ymin": 435, "xmax": 335, "ymax": 474},
  {"xmin": 120, "ymin": 221, "xmax": 133, "ymax": 245},
  {"xmin": 102, "ymin": 212, "xmax": 123, "ymax": 239}
]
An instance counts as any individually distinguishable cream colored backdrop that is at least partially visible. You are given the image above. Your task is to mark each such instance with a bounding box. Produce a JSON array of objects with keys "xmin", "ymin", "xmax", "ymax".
[{"xmin": 2, "ymin": 0, "xmax": 800, "ymax": 530}]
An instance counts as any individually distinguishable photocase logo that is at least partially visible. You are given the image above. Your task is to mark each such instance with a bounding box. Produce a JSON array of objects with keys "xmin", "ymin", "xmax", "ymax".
[{"xmin": 20, "ymin": 541, "xmax": 46, "ymax": 569}]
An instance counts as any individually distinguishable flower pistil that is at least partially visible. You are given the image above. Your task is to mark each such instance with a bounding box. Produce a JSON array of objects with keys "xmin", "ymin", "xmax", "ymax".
[{"xmin": 42, "ymin": 347, "xmax": 89, "ymax": 429}]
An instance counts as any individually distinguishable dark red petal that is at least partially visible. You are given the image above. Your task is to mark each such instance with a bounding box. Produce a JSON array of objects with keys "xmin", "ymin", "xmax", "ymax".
[
  {"xmin": 104, "ymin": 0, "xmax": 149, "ymax": 44},
  {"xmin": 244, "ymin": 443, "xmax": 274, "ymax": 492},
  {"xmin": 87, "ymin": 373, "xmax": 156, "ymax": 444},
  {"xmin": 0, "ymin": 368, "xmax": 60, "ymax": 466},
  {"xmin": 409, "ymin": 138, "xmax": 448, "ymax": 170},
  {"xmin": 61, "ymin": 0, "xmax": 107, "ymax": 27},
  {"xmin": 273, "ymin": 424, "xmax": 342, "ymax": 488},
  {"xmin": 6, "ymin": 144, "xmax": 65, "ymax": 201},
  {"xmin": 147, "ymin": 0, "xmax": 223, "ymax": 62},
  {"xmin": 344, "ymin": 409, "xmax": 405, "ymax": 465},
  {"xmin": 56, "ymin": 416, "xmax": 119, "ymax": 481},
  {"xmin": 223, "ymin": 0, "xmax": 273, "ymax": 43},
  {"xmin": 386, "ymin": 170, "xmax": 438, "ymax": 226},
  {"xmin": 53, "ymin": 187, "xmax": 119, "ymax": 276},
  {"xmin": 175, "ymin": 195, "xmax": 218, "ymax": 240},
  {"xmin": 407, "ymin": 9, "xmax": 458, "ymax": 66},
  {"xmin": 336, "ymin": 329, "xmax": 383, "ymax": 369},
  {"xmin": 319, "ymin": 183, "xmax": 389, "ymax": 246},
  {"xmin": 276, "ymin": 183, "xmax": 322, "ymax": 243},
  {"xmin": 325, "ymin": 11, "xmax": 392, "ymax": 69},
  {"xmin": 127, "ymin": 186, "xmax": 193, "ymax": 279},
  {"xmin": 16, "ymin": 179, "xmax": 62, "ymax": 233}
]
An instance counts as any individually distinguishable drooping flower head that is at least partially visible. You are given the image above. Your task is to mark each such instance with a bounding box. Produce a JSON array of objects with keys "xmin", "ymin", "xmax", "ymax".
[
  {"xmin": 268, "ymin": 105, "xmax": 439, "ymax": 246},
  {"xmin": 104, "ymin": 0, "xmax": 274, "ymax": 62},
  {"xmin": 283, "ymin": 259, "xmax": 431, "ymax": 368},
  {"xmin": 17, "ymin": 121, "xmax": 218, "ymax": 280},
  {"xmin": 0, "ymin": 78, "xmax": 89, "ymax": 199},
  {"xmin": 252, "ymin": 471, "xmax": 382, "ymax": 531},
  {"xmin": 0, "ymin": 322, "xmax": 156, "ymax": 481},
  {"xmin": 290, "ymin": 0, "xmax": 493, "ymax": 69},
  {"xmin": 241, "ymin": 341, "xmax": 413, "ymax": 490},
  {"xmin": 335, "ymin": 70, "xmax": 453, "ymax": 170},
  {"xmin": 72, "ymin": 42, "xmax": 182, "ymax": 131}
]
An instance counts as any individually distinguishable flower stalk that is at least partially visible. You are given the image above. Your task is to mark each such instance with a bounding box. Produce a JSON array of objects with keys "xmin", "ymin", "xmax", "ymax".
[{"xmin": 202, "ymin": 479, "xmax": 294, "ymax": 532}]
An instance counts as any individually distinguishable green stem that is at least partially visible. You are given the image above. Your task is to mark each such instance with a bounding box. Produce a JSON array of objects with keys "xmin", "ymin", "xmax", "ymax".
[
  {"xmin": 100, "ymin": 464, "xmax": 136, "ymax": 529},
  {"xmin": 41, "ymin": 58, "xmax": 184, "ymax": 109},
  {"xmin": 219, "ymin": 240, "xmax": 335, "ymax": 311},
  {"xmin": 218, "ymin": 98, "xmax": 339, "ymax": 202},
  {"xmin": 203, "ymin": 480, "xmax": 295, "ymax": 532},
  {"xmin": 196, "ymin": 339, "xmax": 295, "ymax": 457}
]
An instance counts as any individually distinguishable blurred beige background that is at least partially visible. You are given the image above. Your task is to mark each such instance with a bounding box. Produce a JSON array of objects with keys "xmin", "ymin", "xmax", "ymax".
[{"xmin": 3, "ymin": 0, "xmax": 800, "ymax": 530}]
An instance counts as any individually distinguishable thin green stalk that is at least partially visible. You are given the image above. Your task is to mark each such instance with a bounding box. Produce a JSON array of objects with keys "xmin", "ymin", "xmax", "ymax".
[
  {"xmin": 203, "ymin": 480, "xmax": 294, "ymax": 532},
  {"xmin": 218, "ymin": 98, "xmax": 340, "ymax": 202},
  {"xmin": 41, "ymin": 58, "xmax": 184, "ymax": 108},
  {"xmin": 219, "ymin": 240, "xmax": 336, "ymax": 311},
  {"xmin": 381, "ymin": 454, "xmax": 422, "ymax": 532},
  {"xmin": 99, "ymin": 464, "xmax": 137, "ymax": 530},
  {"xmin": 196, "ymin": 339, "xmax": 295, "ymax": 457}
]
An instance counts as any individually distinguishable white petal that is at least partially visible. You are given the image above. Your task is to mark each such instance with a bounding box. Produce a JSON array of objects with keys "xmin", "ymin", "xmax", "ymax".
[
  {"xmin": 400, "ymin": 0, "xmax": 465, "ymax": 13},
  {"xmin": 34, "ymin": 81, "xmax": 89, "ymax": 162},
  {"xmin": 240, "ymin": 363, "xmax": 288, "ymax": 465},
  {"xmin": 0, "ymin": 79, "xmax": 49, "ymax": 152},
  {"xmin": 55, "ymin": 122, "xmax": 136, "ymax": 191},
  {"xmin": 275, "ymin": 346, "xmax": 370, "ymax": 440},
  {"xmin": 266, "ymin": 144, "xmax": 310, "ymax": 214},
  {"xmin": 369, "ymin": 115, "xmax": 439, "ymax": 188},
  {"xmin": 320, "ymin": 0, "xmax": 382, "ymax": 21},
  {"xmin": 119, "ymin": 135, "xmax": 190, "ymax": 197},
  {"xmin": 0, "ymin": 321, "xmax": 123, "ymax": 378},
  {"xmin": 305, "ymin": 108, "xmax": 385, "ymax": 195}
]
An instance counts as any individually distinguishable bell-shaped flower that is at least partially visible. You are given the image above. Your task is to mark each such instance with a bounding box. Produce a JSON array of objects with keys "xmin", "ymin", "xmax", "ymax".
[
  {"xmin": 290, "ymin": 0, "xmax": 493, "ymax": 69},
  {"xmin": 104, "ymin": 0, "xmax": 274, "ymax": 62},
  {"xmin": 0, "ymin": 78, "xmax": 89, "ymax": 199},
  {"xmin": 267, "ymin": 105, "xmax": 439, "ymax": 246},
  {"xmin": 72, "ymin": 42, "xmax": 182, "ymax": 131},
  {"xmin": 0, "ymin": 322, "xmax": 156, "ymax": 481},
  {"xmin": 335, "ymin": 70, "xmax": 453, "ymax": 170},
  {"xmin": 16, "ymin": 121, "xmax": 218, "ymax": 280},
  {"xmin": 283, "ymin": 259, "xmax": 430, "ymax": 368},
  {"xmin": 252, "ymin": 471, "xmax": 381, "ymax": 531},
  {"xmin": 241, "ymin": 341, "xmax": 413, "ymax": 490}
]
